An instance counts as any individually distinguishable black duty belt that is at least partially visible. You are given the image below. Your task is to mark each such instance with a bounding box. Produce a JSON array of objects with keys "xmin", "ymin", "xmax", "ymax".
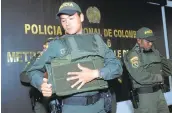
[
  {"xmin": 136, "ymin": 85, "xmax": 162, "ymax": 94},
  {"xmin": 29, "ymin": 87, "xmax": 43, "ymax": 102},
  {"xmin": 62, "ymin": 93, "xmax": 101, "ymax": 106}
]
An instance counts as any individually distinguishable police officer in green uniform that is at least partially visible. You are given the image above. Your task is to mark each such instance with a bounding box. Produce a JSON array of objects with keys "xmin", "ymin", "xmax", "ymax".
[
  {"xmin": 124, "ymin": 27, "xmax": 172, "ymax": 113},
  {"xmin": 20, "ymin": 37, "xmax": 56, "ymax": 113},
  {"xmin": 26, "ymin": 1, "xmax": 123, "ymax": 113}
]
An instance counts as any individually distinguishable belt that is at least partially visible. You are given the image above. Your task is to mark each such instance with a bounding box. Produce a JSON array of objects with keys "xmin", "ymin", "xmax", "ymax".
[
  {"xmin": 62, "ymin": 93, "xmax": 101, "ymax": 106},
  {"xmin": 136, "ymin": 85, "xmax": 161, "ymax": 94},
  {"xmin": 29, "ymin": 87, "xmax": 43, "ymax": 102}
]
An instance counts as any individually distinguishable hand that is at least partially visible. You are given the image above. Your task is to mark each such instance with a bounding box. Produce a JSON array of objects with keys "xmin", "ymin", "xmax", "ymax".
[
  {"xmin": 67, "ymin": 63, "xmax": 99, "ymax": 90},
  {"xmin": 41, "ymin": 78, "xmax": 52, "ymax": 97}
]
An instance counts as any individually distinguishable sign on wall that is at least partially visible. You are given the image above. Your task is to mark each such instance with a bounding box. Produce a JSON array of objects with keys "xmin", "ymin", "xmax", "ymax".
[{"xmin": 2, "ymin": 0, "xmax": 171, "ymax": 113}]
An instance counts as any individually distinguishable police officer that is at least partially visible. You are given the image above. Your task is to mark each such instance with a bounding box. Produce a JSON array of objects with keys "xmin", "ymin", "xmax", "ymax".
[
  {"xmin": 26, "ymin": 1, "xmax": 123, "ymax": 113},
  {"xmin": 123, "ymin": 27, "xmax": 172, "ymax": 113},
  {"xmin": 20, "ymin": 37, "xmax": 56, "ymax": 113}
]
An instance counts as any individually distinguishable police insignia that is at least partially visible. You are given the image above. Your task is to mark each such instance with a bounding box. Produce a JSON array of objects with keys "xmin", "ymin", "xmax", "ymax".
[
  {"xmin": 130, "ymin": 56, "xmax": 139, "ymax": 68},
  {"xmin": 86, "ymin": 6, "xmax": 101, "ymax": 23}
]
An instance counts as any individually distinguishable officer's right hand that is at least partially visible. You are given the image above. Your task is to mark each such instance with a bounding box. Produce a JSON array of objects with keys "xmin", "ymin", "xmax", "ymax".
[{"xmin": 41, "ymin": 78, "xmax": 52, "ymax": 97}]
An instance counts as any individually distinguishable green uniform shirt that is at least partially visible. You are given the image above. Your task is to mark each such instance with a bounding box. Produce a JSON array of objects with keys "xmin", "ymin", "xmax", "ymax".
[{"xmin": 124, "ymin": 44, "xmax": 172, "ymax": 88}]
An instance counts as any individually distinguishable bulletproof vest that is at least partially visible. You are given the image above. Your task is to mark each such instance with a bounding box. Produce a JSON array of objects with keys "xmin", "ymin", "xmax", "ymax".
[
  {"xmin": 139, "ymin": 49, "xmax": 163, "ymax": 83},
  {"xmin": 47, "ymin": 34, "xmax": 108, "ymax": 96}
]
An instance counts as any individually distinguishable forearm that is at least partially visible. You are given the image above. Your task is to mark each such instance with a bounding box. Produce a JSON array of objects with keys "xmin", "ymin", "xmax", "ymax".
[
  {"xmin": 166, "ymin": 59, "xmax": 172, "ymax": 76},
  {"xmin": 161, "ymin": 58, "xmax": 172, "ymax": 76},
  {"xmin": 100, "ymin": 48, "xmax": 123, "ymax": 80},
  {"xmin": 28, "ymin": 71, "xmax": 44, "ymax": 91},
  {"xmin": 100, "ymin": 62, "xmax": 123, "ymax": 80}
]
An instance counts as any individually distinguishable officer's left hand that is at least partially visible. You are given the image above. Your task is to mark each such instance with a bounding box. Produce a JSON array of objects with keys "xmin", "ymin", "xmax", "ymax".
[{"xmin": 67, "ymin": 63, "xmax": 99, "ymax": 90}]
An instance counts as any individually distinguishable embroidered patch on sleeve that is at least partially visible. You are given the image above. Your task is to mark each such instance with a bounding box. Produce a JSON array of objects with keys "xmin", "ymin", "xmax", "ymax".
[{"xmin": 130, "ymin": 56, "xmax": 139, "ymax": 68}]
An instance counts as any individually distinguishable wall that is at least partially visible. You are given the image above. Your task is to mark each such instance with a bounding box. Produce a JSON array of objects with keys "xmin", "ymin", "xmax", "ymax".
[{"xmin": 1, "ymin": 0, "xmax": 172, "ymax": 113}]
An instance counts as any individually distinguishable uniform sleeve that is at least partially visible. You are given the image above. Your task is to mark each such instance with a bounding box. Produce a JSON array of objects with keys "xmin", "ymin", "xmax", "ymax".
[
  {"xmin": 161, "ymin": 56, "xmax": 172, "ymax": 77},
  {"xmin": 99, "ymin": 41, "xmax": 123, "ymax": 80},
  {"xmin": 27, "ymin": 40, "xmax": 66, "ymax": 91},
  {"xmin": 20, "ymin": 54, "xmax": 39, "ymax": 83},
  {"xmin": 123, "ymin": 51, "xmax": 158, "ymax": 83}
]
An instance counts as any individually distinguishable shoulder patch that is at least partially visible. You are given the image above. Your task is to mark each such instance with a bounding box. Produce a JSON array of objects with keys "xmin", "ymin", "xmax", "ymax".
[{"xmin": 130, "ymin": 56, "xmax": 139, "ymax": 68}]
